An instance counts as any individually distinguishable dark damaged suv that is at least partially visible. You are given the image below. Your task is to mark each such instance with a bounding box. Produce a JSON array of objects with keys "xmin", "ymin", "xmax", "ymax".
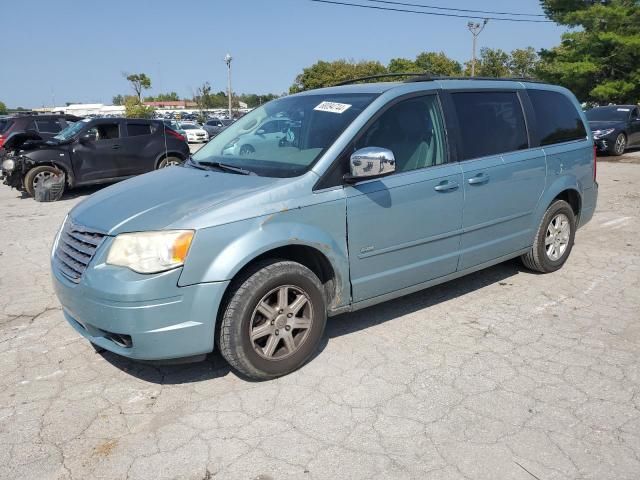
[{"xmin": 1, "ymin": 117, "xmax": 190, "ymax": 198}]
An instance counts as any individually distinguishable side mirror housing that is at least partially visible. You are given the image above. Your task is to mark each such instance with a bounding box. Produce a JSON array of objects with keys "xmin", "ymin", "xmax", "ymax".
[
  {"xmin": 344, "ymin": 147, "xmax": 396, "ymax": 184},
  {"xmin": 256, "ymin": 129, "xmax": 265, "ymax": 135},
  {"xmin": 79, "ymin": 133, "xmax": 96, "ymax": 144}
]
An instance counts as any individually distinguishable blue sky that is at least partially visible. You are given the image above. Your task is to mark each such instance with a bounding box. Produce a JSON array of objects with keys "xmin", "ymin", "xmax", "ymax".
[{"xmin": 1, "ymin": 0, "xmax": 567, "ymax": 108}]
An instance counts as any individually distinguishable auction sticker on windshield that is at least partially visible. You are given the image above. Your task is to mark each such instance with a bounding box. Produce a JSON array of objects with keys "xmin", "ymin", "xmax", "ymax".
[{"xmin": 314, "ymin": 101, "xmax": 352, "ymax": 114}]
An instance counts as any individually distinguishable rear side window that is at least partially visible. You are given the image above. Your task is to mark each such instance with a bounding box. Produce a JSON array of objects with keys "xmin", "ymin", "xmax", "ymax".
[
  {"xmin": 35, "ymin": 118, "xmax": 62, "ymax": 133},
  {"xmin": 528, "ymin": 90, "xmax": 587, "ymax": 146},
  {"xmin": 451, "ymin": 91, "xmax": 528, "ymax": 160},
  {"xmin": 126, "ymin": 123, "xmax": 152, "ymax": 136},
  {"xmin": 0, "ymin": 119, "xmax": 13, "ymax": 133}
]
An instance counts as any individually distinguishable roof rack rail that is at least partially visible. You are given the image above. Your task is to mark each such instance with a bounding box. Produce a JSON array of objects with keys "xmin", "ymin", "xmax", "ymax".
[
  {"xmin": 332, "ymin": 72, "xmax": 544, "ymax": 86},
  {"xmin": 403, "ymin": 75, "xmax": 544, "ymax": 84},
  {"xmin": 333, "ymin": 73, "xmax": 429, "ymax": 86}
]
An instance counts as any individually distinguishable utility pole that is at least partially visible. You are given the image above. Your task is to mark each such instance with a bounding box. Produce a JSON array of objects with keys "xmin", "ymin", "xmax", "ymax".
[
  {"xmin": 467, "ymin": 19, "xmax": 489, "ymax": 77},
  {"xmin": 224, "ymin": 53, "xmax": 233, "ymax": 119}
]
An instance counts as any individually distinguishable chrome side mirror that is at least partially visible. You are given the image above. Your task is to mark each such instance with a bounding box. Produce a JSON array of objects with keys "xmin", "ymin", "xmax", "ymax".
[{"xmin": 345, "ymin": 147, "xmax": 396, "ymax": 183}]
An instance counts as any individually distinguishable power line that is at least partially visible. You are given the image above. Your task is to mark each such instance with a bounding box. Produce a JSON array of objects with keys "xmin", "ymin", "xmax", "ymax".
[
  {"xmin": 364, "ymin": 0, "xmax": 545, "ymax": 17},
  {"xmin": 308, "ymin": 0, "xmax": 554, "ymax": 23}
]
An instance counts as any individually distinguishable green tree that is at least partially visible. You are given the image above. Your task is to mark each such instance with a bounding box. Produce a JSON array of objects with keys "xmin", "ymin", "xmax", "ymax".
[
  {"xmin": 145, "ymin": 92, "xmax": 180, "ymax": 102},
  {"xmin": 112, "ymin": 94, "xmax": 125, "ymax": 106},
  {"xmin": 414, "ymin": 51, "xmax": 462, "ymax": 76},
  {"xmin": 509, "ymin": 47, "xmax": 540, "ymax": 78},
  {"xmin": 538, "ymin": 0, "xmax": 640, "ymax": 103},
  {"xmin": 125, "ymin": 73, "xmax": 152, "ymax": 102},
  {"xmin": 290, "ymin": 59, "xmax": 387, "ymax": 93},
  {"xmin": 0, "ymin": 101, "xmax": 7, "ymax": 115},
  {"xmin": 387, "ymin": 57, "xmax": 417, "ymax": 73},
  {"xmin": 465, "ymin": 48, "xmax": 511, "ymax": 77},
  {"xmin": 124, "ymin": 96, "xmax": 154, "ymax": 118}
]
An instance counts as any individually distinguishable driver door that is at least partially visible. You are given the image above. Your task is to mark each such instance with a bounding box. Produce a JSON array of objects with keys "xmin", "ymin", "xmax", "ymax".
[
  {"xmin": 72, "ymin": 120, "xmax": 125, "ymax": 183},
  {"xmin": 345, "ymin": 94, "xmax": 464, "ymax": 302}
]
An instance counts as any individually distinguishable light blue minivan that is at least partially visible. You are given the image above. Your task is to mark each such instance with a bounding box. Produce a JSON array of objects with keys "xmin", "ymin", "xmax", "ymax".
[{"xmin": 51, "ymin": 78, "xmax": 598, "ymax": 379}]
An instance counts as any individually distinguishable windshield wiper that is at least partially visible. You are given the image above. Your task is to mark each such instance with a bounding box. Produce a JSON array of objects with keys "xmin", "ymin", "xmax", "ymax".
[{"xmin": 192, "ymin": 159, "xmax": 254, "ymax": 176}]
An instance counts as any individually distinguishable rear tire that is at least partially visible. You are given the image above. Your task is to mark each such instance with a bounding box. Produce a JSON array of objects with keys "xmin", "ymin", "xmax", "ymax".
[
  {"xmin": 24, "ymin": 165, "xmax": 63, "ymax": 197},
  {"xmin": 521, "ymin": 200, "xmax": 576, "ymax": 273},
  {"xmin": 158, "ymin": 156, "xmax": 183, "ymax": 169},
  {"xmin": 218, "ymin": 260, "xmax": 327, "ymax": 380}
]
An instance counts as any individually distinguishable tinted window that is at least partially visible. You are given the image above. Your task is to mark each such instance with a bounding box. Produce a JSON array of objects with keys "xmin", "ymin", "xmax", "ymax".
[
  {"xmin": 0, "ymin": 119, "xmax": 13, "ymax": 133},
  {"xmin": 585, "ymin": 106, "xmax": 631, "ymax": 122},
  {"xmin": 356, "ymin": 95, "xmax": 447, "ymax": 172},
  {"xmin": 529, "ymin": 90, "xmax": 587, "ymax": 146},
  {"xmin": 35, "ymin": 118, "xmax": 62, "ymax": 133},
  {"xmin": 452, "ymin": 91, "xmax": 528, "ymax": 160},
  {"xmin": 127, "ymin": 123, "xmax": 152, "ymax": 136},
  {"xmin": 87, "ymin": 123, "xmax": 120, "ymax": 140}
]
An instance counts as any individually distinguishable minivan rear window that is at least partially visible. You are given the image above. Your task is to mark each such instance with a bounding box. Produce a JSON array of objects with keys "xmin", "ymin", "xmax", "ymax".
[
  {"xmin": 528, "ymin": 90, "xmax": 587, "ymax": 146},
  {"xmin": 451, "ymin": 91, "xmax": 528, "ymax": 161}
]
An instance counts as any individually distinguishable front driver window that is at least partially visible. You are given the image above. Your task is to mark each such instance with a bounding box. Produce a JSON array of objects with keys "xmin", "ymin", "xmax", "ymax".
[
  {"xmin": 356, "ymin": 95, "xmax": 447, "ymax": 173},
  {"xmin": 88, "ymin": 123, "xmax": 120, "ymax": 141}
]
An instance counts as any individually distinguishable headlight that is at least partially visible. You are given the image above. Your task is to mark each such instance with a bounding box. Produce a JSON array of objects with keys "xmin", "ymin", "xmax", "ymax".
[
  {"xmin": 592, "ymin": 128, "xmax": 615, "ymax": 139},
  {"xmin": 2, "ymin": 159, "xmax": 15, "ymax": 172},
  {"xmin": 106, "ymin": 230, "xmax": 194, "ymax": 274},
  {"xmin": 51, "ymin": 215, "xmax": 68, "ymax": 257}
]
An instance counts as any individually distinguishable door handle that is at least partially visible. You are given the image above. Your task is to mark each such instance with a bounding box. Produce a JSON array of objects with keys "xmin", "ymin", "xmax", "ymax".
[
  {"xmin": 112, "ymin": 145, "xmax": 121, "ymax": 150},
  {"xmin": 434, "ymin": 181, "xmax": 459, "ymax": 192},
  {"xmin": 467, "ymin": 173, "xmax": 490, "ymax": 185}
]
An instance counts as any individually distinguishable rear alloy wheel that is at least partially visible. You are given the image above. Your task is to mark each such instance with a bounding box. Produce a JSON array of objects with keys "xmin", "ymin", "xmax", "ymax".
[
  {"xmin": 612, "ymin": 133, "xmax": 626, "ymax": 156},
  {"xmin": 158, "ymin": 156, "xmax": 183, "ymax": 169},
  {"xmin": 24, "ymin": 165, "xmax": 63, "ymax": 197},
  {"xmin": 521, "ymin": 199, "xmax": 576, "ymax": 273},
  {"xmin": 218, "ymin": 260, "xmax": 327, "ymax": 380}
]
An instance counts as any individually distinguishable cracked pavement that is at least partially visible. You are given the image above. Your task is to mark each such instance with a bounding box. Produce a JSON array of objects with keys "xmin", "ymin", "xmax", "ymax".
[{"xmin": 0, "ymin": 160, "xmax": 639, "ymax": 480}]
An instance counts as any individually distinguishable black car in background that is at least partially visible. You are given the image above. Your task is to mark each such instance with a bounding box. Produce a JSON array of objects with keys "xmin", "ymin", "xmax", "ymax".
[
  {"xmin": 586, "ymin": 105, "xmax": 640, "ymax": 155},
  {"xmin": 0, "ymin": 113, "xmax": 82, "ymax": 149},
  {"xmin": 1, "ymin": 117, "xmax": 189, "ymax": 198}
]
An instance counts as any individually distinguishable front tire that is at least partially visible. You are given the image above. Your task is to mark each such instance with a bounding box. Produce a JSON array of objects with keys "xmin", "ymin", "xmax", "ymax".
[
  {"xmin": 521, "ymin": 200, "xmax": 576, "ymax": 273},
  {"xmin": 611, "ymin": 133, "xmax": 626, "ymax": 156},
  {"xmin": 24, "ymin": 165, "xmax": 63, "ymax": 197},
  {"xmin": 158, "ymin": 156, "xmax": 183, "ymax": 169},
  {"xmin": 218, "ymin": 260, "xmax": 327, "ymax": 380}
]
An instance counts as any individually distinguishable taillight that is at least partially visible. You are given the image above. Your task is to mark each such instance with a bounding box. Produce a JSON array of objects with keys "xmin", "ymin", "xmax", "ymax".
[
  {"xmin": 593, "ymin": 144, "xmax": 597, "ymax": 183},
  {"xmin": 0, "ymin": 134, "xmax": 5, "ymax": 149},
  {"xmin": 165, "ymin": 128, "xmax": 185, "ymax": 142}
]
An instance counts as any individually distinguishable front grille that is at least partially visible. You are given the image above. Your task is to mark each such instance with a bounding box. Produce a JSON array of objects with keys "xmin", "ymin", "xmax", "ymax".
[{"xmin": 54, "ymin": 221, "xmax": 106, "ymax": 283}]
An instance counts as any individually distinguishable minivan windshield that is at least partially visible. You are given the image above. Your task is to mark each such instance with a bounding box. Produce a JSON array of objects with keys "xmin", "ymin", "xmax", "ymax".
[
  {"xmin": 53, "ymin": 119, "xmax": 91, "ymax": 142},
  {"xmin": 190, "ymin": 93, "xmax": 377, "ymax": 177},
  {"xmin": 585, "ymin": 106, "xmax": 631, "ymax": 122}
]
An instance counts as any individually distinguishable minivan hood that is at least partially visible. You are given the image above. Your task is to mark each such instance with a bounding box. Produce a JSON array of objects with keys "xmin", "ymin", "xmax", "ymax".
[{"xmin": 70, "ymin": 166, "xmax": 282, "ymax": 235}]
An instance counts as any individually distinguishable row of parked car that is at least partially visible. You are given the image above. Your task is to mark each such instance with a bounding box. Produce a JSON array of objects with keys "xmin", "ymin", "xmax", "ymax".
[{"xmin": 0, "ymin": 102, "xmax": 638, "ymax": 202}]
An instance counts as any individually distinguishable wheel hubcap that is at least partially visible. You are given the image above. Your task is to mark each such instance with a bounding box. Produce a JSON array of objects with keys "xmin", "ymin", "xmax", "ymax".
[
  {"xmin": 616, "ymin": 135, "xmax": 625, "ymax": 154},
  {"xmin": 250, "ymin": 285, "xmax": 313, "ymax": 360},
  {"xmin": 33, "ymin": 171, "xmax": 54, "ymax": 189},
  {"xmin": 545, "ymin": 213, "xmax": 570, "ymax": 261}
]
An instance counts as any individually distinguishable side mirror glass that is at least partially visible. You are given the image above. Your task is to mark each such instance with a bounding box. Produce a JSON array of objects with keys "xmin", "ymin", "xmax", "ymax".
[{"xmin": 345, "ymin": 147, "xmax": 396, "ymax": 183}]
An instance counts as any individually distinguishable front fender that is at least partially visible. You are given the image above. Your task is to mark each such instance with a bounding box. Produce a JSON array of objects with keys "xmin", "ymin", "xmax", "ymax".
[{"xmin": 178, "ymin": 199, "xmax": 350, "ymax": 308}]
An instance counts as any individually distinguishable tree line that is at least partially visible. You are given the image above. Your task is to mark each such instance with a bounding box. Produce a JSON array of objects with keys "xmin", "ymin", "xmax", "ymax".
[{"xmin": 290, "ymin": 0, "xmax": 640, "ymax": 105}]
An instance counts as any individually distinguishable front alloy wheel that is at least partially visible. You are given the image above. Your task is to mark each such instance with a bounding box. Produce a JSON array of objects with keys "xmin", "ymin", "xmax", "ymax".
[
  {"xmin": 219, "ymin": 260, "xmax": 327, "ymax": 380},
  {"xmin": 613, "ymin": 133, "xmax": 626, "ymax": 156},
  {"xmin": 250, "ymin": 286, "xmax": 313, "ymax": 360}
]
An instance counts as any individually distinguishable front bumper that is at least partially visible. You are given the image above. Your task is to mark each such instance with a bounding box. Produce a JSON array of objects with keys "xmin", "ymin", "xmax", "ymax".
[
  {"xmin": 52, "ymin": 259, "xmax": 229, "ymax": 360},
  {"xmin": 594, "ymin": 136, "xmax": 616, "ymax": 152}
]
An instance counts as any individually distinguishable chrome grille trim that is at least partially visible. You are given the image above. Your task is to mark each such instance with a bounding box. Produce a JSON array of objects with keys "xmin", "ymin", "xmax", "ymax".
[{"xmin": 54, "ymin": 221, "xmax": 106, "ymax": 283}]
